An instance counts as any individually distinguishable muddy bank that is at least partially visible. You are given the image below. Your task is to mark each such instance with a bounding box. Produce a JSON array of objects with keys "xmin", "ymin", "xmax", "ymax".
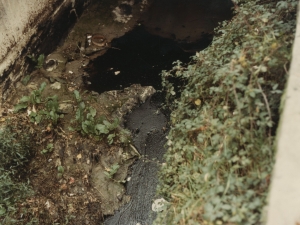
[{"xmin": 105, "ymin": 93, "xmax": 168, "ymax": 225}]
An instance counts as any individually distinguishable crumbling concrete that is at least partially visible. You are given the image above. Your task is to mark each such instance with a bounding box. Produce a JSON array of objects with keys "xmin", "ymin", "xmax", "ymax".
[{"xmin": 0, "ymin": 0, "xmax": 88, "ymax": 101}]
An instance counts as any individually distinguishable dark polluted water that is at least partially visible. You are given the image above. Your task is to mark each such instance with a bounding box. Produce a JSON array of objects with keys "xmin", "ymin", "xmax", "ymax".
[{"xmin": 84, "ymin": 25, "xmax": 208, "ymax": 93}]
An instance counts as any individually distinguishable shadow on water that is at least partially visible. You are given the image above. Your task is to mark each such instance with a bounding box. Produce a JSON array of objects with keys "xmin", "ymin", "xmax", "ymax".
[{"xmin": 85, "ymin": 25, "xmax": 210, "ymax": 93}]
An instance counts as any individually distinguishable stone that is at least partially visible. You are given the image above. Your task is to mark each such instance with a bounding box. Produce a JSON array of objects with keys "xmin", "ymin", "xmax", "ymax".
[
  {"xmin": 50, "ymin": 82, "xmax": 61, "ymax": 90},
  {"xmin": 59, "ymin": 103, "xmax": 73, "ymax": 114}
]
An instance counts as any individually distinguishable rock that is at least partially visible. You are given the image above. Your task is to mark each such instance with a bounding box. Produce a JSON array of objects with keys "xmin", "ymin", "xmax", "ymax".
[
  {"xmin": 139, "ymin": 86, "xmax": 156, "ymax": 103},
  {"xmin": 50, "ymin": 82, "xmax": 61, "ymax": 90},
  {"xmin": 152, "ymin": 198, "xmax": 168, "ymax": 212},
  {"xmin": 59, "ymin": 103, "xmax": 73, "ymax": 114},
  {"xmin": 44, "ymin": 59, "xmax": 58, "ymax": 72}
]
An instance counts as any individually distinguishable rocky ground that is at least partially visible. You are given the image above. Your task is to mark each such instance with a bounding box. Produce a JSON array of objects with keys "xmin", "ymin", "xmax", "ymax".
[{"xmin": 0, "ymin": 1, "xmax": 157, "ymax": 224}]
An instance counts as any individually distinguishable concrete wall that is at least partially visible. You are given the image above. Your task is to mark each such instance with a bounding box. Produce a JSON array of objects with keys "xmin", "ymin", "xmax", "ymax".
[
  {"xmin": 265, "ymin": 2, "xmax": 300, "ymax": 225},
  {"xmin": 0, "ymin": 0, "xmax": 87, "ymax": 101}
]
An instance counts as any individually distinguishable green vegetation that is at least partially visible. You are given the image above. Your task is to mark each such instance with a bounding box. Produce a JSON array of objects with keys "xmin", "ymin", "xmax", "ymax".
[
  {"xmin": 0, "ymin": 125, "xmax": 34, "ymax": 223},
  {"xmin": 14, "ymin": 82, "xmax": 46, "ymax": 112},
  {"xmin": 27, "ymin": 54, "xmax": 45, "ymax": 69},
  {"xmin": 14, "ymin": 85, "xmax": 131, "ymax": 146},
  {"xmin": 14, "ymin": 82, "xmax": 63, "ymax": 125},
  {"xmin": 71, "ymin": 90, "xmax": 131, "ymax": 145},
  {"xmin": 21, "ymin": 75, "xmax": 31, "ymax": 86},
  {"xmin": 155, "ymin": 0, "xmax": 297, "ymax": 224},
  {"xmin": 41, "ymin": 143, "xmax": 54, "ymax": 154},
  {"xmin": 104, "ymin": 163, "xmax": 120, "ymax": 179},
  {"xmin": 57, "ymin": 165, "xmax": 64, "ymax": 179}
]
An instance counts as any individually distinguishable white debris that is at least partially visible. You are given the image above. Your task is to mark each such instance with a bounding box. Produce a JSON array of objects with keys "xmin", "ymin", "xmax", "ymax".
[
  {"xmin": 114, "ymin": 71, "xmax": 121, "ymax": 75},
  {"xmin": 112, "ymin": 4, "xmax": 133, "ymax": 23},
  {"xmin": 45, "ymin": 200, "xmax": 51, "ymax": 209},
  {"xmin": 152, "ymin": 198, "xmax": 168, "ymax": 212},
  {"xmin": 50, "ymin": 82, "xmax": 61, "ymax": 90}
]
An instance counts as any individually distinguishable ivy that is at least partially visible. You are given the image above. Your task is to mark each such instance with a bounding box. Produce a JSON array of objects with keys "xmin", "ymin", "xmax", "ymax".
[{"xmin": 155, "ymin": 0, "xmax": 297, "ymax": 224}]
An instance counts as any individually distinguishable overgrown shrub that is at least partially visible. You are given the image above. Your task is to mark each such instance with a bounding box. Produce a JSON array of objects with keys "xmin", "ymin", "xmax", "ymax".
[
  {"xmin": 155, "ymin": 0, "xmax": 297, "ymax": 224},
  {"xmin": 0, "ymin": 125, "xmax": 34, "ymax": 222}
]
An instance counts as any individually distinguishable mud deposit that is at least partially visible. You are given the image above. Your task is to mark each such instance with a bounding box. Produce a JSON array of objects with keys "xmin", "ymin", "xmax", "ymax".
[{"xmin": 105, "ymin": 94, "xmax": 168, "ymax": 225}]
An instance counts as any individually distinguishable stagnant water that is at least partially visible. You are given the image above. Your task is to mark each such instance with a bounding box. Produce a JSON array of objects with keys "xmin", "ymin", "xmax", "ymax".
[{"xmin": 85, "ymin": 25, "xmax": 201, "ymax": 93}]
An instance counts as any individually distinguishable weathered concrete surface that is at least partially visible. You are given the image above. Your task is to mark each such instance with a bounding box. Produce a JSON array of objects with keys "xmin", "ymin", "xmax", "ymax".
[
  {"xmin": 0, "ymin": 0, "xmax": 87, "ymax": 101},
  {"xmin": 266, "ymin": 3, "xmax": 300, "ymax": 225}
]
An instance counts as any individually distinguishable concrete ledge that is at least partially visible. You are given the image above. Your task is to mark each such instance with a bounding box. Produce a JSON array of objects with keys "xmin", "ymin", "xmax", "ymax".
[
  {"xmin": 0, "ymin": 0, "xmax": 87, "ymax": 101},
  {"xmin": 266, "ymin": 2, "xmax": 300, "ymax": 225}
]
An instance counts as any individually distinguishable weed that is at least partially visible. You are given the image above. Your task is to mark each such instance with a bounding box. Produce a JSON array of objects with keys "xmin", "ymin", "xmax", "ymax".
[
  {"xmin": 21, "ymin": 75, "xmax": 31, "ymax": 86},
  {"xmin": 41, "ymin": 143, "xmax": 54, "ymax": 154},
  {"xmin": 40, "ymin": 95, "xmax": 63, "ymax": 125},
  {"xmin": 57, "ymin": 166, "xmax": 64, "ymax": 179},
  {"xmin": 155, "ymin": 0, "xmax": 297, "ymax": 224},
  {"xmin": 104, "ymin": 163, "xmax": 120, "ymax": 179},
  {"xmin": 71, "ymin": 90, "xmax": 131, "ymax": 144},
  {"xmin": 27, "ymin": 54, "xmax": 45, "ymax": 69},
  {"xmin": 0, "ymin": 125, "xmax": 34, "ymax": 223},
  {"xmin": 14, "ymin": 83, "xmax": 63, "ymax": 126},
  {"xmin": 14, "ymin": 82, "xmax": 46, "ymax": 112}
]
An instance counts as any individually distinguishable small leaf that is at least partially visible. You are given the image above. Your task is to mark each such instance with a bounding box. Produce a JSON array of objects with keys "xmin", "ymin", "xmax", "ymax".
[
  {"xmin": 260, "ymin": 66, "xmax": 267, "ymax": 72},
  {"xmin": 95, "ymin": 124, "xmax": 109, "ymax": 134},
  {"xmin": 89, "ymin": 107, "xmax": 97, "ymax": 117},
  {"xmin": 57, "ymin": 166, "xmax": 64, "ymax": 173},
  {"xmin": 19, "ymin": 96, "xmax": 30, "ymax": 103},
  {"xmin": 22, "ymin": 75, "xmax": 31, "ymax": 85},
  {"xmin": 74, "ymin": 90, "xmax": 81, "ymax": 102},
  {"xmin": 14, "ymin": 103, "xmax": 28, "ymax": 112},
  {"xmin": 39, "ymin": 82, "xmax": 47, "ymax": 92},
  {"xmin": 79, "ymin": 101, "xmax": 85, "ymax": 110},
  {"xmin": 68, "ymin": 126, "xmax": 75, "ymax": 131}
]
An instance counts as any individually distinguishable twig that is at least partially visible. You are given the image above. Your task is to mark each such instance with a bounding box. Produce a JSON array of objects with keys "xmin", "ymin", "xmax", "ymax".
[
  {"xmin": 257, "ymin": 81, "xmax": 272, "ymax": 141},
  {"xmin": 257, "ymin": 82, "xmax": 272, "ymax": 121},
  {"xmin": 129, "ymin": 144, "xmax": 141, "ymax": 158},
  {"xmin": 232, "ymin": 83, "xmax": 241, "ymax": 121}
]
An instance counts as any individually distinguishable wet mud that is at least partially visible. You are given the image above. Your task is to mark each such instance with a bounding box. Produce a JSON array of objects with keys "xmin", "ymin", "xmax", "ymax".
[{"xmin": 105, "ymin": 94, "xmax": 168, "ymax": 225}]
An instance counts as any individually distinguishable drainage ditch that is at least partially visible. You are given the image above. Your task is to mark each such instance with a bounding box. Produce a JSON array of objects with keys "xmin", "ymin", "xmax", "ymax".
[{"xmin": 82, "ymin": 1, "xmax": 233, "ymax": 224}]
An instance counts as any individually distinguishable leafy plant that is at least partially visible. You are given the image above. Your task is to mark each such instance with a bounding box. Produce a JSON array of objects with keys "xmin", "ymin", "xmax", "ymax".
[
  {"xmin": 57, "ymin": 166, "xmax": 64, "ymax": 179},
  {"xmin": 39, "ymin": 95, "xmax": 63, "ymax": 125},
  {"xmin": 0, "ymin": 125, "xmax": 34, "ymax": 222},
  {"xmin": 104, "ymin": 163, "xmax": 120, "ymax": 179},
  {"xmin": 71, "ymin": 90, "xmax": 124, "ymax": 144},
  {"xmin": 14, "ymin": 84, "xmax": 63, "ymax": 126},
  {"xmin": 14, "ymin": 82, "xmax": 46, "ymax": 112},
  {"xmin": 0, "ymin": 125, "xmax": 33, "ymax": 170},
  {"xmin": 21, "ymin": 75, "xmax": 31, "ymax": 86},
  {"xmin": 27, "ymin": 54, "xmax": 45, "ymax": 69},
  {"xmin": 155, "ymin": 0, "xmax": 297, "ymax": 224},
  {"xmin": 41, "ymin": 143, "xmax": 54, "ymax": 154}
]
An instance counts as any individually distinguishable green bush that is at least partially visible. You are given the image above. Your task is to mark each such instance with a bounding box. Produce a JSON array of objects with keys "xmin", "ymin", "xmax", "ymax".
[
  {"xmin": 155, "ymin": 0, "xmax": 297, "ymax": 224},
  {"xmin": 0, "ymin": 125, "xmax": 34, "ymax": 222}
]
